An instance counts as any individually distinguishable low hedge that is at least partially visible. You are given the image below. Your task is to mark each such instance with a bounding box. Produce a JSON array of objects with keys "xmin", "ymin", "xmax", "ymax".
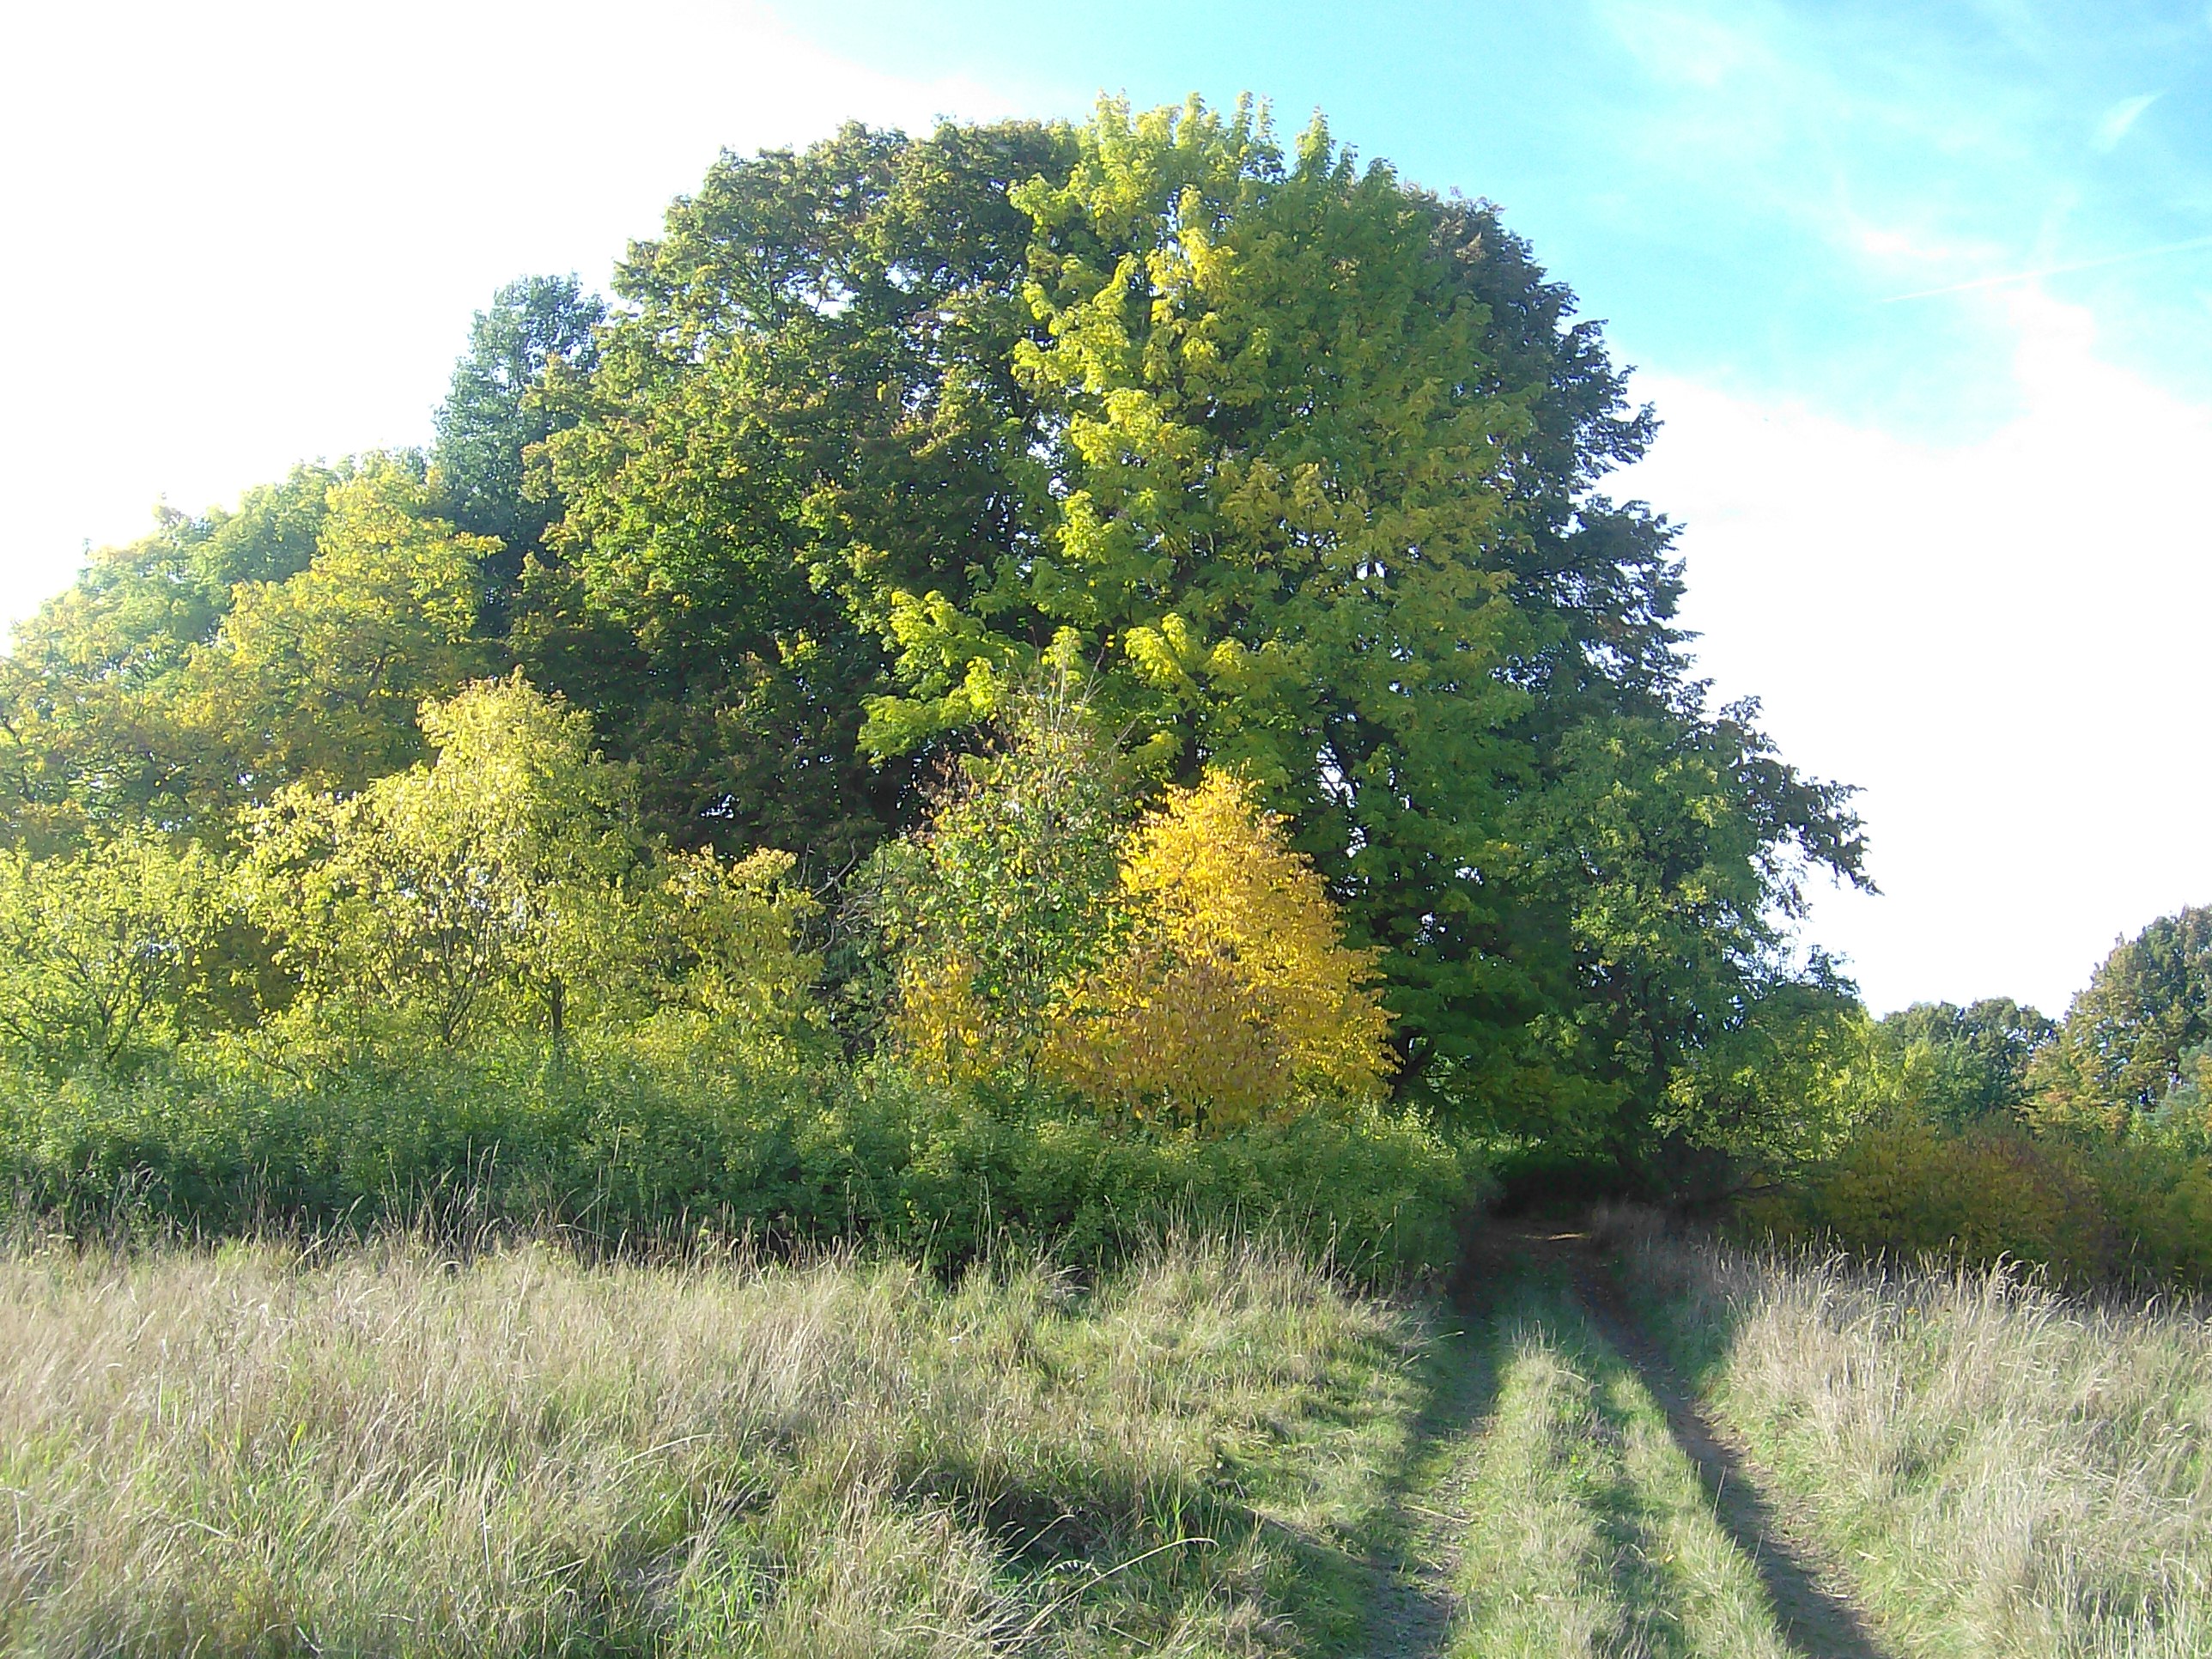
[
  {"xmin": 0, "ymin": 1044, "xmax": 1483, "ymax": 1284},
  {"xmin": 1741, "ymin": 1115, "xmax": 2212, "ymax": 1289}
]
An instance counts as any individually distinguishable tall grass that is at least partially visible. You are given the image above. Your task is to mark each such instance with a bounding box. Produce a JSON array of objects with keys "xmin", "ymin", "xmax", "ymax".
[
  {"xmin": 0, "ymin": 1231, "xmax": 1425, "ymax": 1656},
  {"xmin": 1619, "ymin": 1220, "xmax": 2212, "ymax": 1657}
]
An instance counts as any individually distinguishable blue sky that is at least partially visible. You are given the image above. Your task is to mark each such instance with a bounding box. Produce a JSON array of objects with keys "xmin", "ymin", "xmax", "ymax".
[
  {"xmin": 787, "ymin": 0, "xmax": 2212, "ymax": 434},
  {"xmin": 4, "ymin": 0, "xmax": 2210, "ymax": 1016}
]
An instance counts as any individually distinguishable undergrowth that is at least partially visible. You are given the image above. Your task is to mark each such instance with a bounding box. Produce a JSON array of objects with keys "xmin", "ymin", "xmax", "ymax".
[{"xmin": 0, "ymin": 1047, "xmax": 1479, "ymax": 1285}]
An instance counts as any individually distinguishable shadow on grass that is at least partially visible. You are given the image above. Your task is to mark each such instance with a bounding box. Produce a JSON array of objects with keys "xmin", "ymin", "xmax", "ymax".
[
  {"xmin": 899, "ymin": 1313, "xmax": 1502, "ymax": 1658},
  {"xmin": 1338, "ymin": 1313, "xmax": 1505, "ymax": 1658},
  {"xmin": 1507, "ymin": 1225, "xmax": 1888, "ymax": 1659}
]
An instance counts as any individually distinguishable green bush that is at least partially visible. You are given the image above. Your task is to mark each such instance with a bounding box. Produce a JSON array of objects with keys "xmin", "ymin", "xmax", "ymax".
[
  {"xmin": 2069, "ymin": 1133, "xmax": 2212, "ymax": 1286},
  {"xmin": 1744, "ymin": 1115, "xmax": 2212, "ymax": 1289},
  {"xmin": 0, "ymin": 1045, "xmax": 1482, "ymax": 1284}
]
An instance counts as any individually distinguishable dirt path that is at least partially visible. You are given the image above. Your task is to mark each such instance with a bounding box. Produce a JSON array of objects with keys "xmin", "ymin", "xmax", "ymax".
[
  {"xmin": 1518, "ymin": 1224, "xmax": 1887, "ymax": 1659},
  {"xmin": 1350, "ymin": 1318, "xmax": 1495, "ymax": 1658},
  {"xmin": 1351, "ymin": 1223, "xmax": 1887, "ymax": 1659}
]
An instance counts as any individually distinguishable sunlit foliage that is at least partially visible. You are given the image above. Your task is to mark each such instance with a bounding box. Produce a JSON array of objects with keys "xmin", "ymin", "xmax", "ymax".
[
  {"xmin": 878, "ymin": 674, "xmax": 1127, "ymax": 1080},
  {"xmin": 241, "ymin": 675, "xmax": 637, "ymax": 1047},
  {"xmin": 644, "ymin": 845, "xmax": 823, "ymax": 1048},
  {"xmin": 2029, "ymin": 905, "xmax": 2212, "ymax": 1132},
  {"xmin": 0, "ymin": 830, "xmax": 226, "ymax": 1073},
  {"xmin": 182, "ymin": 463, "xmax": 491, "ymax": 804},
  {"xmin": 532, "ymin": 99, "xmax": 1865, "ymax": 1156},
  {"xmin": 0, "ymin": 95, "xmax": 1881, "ymax": 1200},
  {"xmin": 881, "ymin": 686, "xmax": 1390, "ymax": 1128},
  {"xmin": 1042, "ymin": 770, "xmax": 1393, "ymax": 1127}
]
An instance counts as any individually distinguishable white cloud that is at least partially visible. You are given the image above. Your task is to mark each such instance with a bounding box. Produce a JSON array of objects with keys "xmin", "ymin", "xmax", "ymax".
[
  {"xmin": 1599, "ymin": 0, "xmax": 1778, "ymax": 90},
  {"xmin": 0, "ymin": 0, "xmax": 1050, "ymax": 636},
  {"xmin": 1625, "ymin": 290, "xmax": 2212, "ymax": 1016},
  {"xmin": 2094, "ymin": 90, "xmax": 2162, "ymax": 152}
]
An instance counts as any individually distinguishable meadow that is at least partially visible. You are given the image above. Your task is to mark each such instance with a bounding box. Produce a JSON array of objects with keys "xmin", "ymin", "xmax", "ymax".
[
  {"xmin": 6, "ymin": 1218, "xmax": 2209, "ymax": 1657},
  {"xmin": 1619, "ymin": 1219, "xmax": 2212, "ymax": 1657},
  {"xmin": 0, "ymin": 1231, "xmax": 1429, "ymax": 1658}
]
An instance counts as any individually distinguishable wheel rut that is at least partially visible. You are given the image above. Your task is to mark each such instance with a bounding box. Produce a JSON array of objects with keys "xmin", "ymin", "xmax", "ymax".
[
  {"xmin": 1354, "ymin": 1223, "xmax": 1887, "ymax": 1659},
  {"xmin": 1349, "ymin": 1317, "xmax": 1493, "ymax": 1658},
  {"xmin": 1518, "ymin": 1224, "xmax": 1888, "ymax": 1659}
]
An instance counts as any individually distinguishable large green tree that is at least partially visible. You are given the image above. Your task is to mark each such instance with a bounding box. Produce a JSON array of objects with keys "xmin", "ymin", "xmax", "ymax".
[
  {"xmin": 544, "ymin": 97, "xmax": 1867, "ymax": 1157},
  {"xmin": 432, "ymin": 274, "xmax": 606, "ymax": 622},
  {"xmin": 2031, "ymin": 907, "xmax": 2212, "ymax": 1128},
  {"xmin": 534, "ymin": 118, "xmax": 1074, "ymax": 868},
  {"xmin": 3, "ymin": 96, "xmax": 1867, "ymax": 1165}
]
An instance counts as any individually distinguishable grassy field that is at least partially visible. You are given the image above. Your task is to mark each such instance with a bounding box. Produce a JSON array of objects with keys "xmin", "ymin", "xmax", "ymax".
[
  {"xmin": 4, "ymin": 1224, "xmax": 2209, "ymax": 1657},
  {"xmin": 0, "ymin": 1233, "xmax": 1440, "ymax": 1657},
  {"xmin": 1619, "ymin": 1219, "xmax": 2212, "ymax": 1658}
]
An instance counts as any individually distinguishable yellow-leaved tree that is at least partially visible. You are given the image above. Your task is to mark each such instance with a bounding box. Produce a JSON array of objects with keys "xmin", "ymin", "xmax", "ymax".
[
  {"xmin": 878, "ymin": 685, "xmax": 1392, "ymax": 1126},
  {"xmin": 1041, "ymin": 770, "xmax": 1394, "ymax": 1128}
]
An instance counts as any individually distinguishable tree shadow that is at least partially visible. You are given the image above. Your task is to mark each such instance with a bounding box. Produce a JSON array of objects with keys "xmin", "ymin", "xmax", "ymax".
[
  {"xmin": 1338, "ymin": 1310, "xmax": 1505, "ymax": 1657},
  {"xmin": 1516, "ymin": 1224, "xmax": 1889, "ymax": 1659}
]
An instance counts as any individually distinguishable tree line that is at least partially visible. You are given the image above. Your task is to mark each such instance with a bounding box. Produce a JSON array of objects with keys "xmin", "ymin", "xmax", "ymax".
[{"xmin": 9, "ymin": 94, "xmax": 2035, "ymax": 1200}]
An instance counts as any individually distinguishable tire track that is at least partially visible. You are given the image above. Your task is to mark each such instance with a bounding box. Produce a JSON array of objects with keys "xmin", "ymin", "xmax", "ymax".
[
  {"xmin": 1526, "ymin": 1224, "xmax": 1888, "ymax": 1659},
  {"xmin": 1352, "ymin": 1321, "xmax": 1495, "ymax": 1657}
]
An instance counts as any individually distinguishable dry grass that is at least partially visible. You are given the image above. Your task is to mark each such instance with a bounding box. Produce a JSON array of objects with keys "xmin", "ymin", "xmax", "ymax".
[
  {"xmin": 0, "ymin": 1232, "xmax": 1423, "ymax": 1657},
  {"xmin": 1618, "ymin": 1219, "xmax": 2212, "ymax": 1657}
]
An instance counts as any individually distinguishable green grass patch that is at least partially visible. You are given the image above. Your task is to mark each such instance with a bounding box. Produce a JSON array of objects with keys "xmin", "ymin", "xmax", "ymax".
[{"xmin": 1448, "ymin": 1268, "xmax": 1796, "ymax": 1659}]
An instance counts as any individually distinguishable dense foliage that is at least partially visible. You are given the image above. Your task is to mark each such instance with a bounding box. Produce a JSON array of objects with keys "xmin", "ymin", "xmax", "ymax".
[
  {"xmin": 532, "ymin": 97, "xmax": 1868, "ymax": 1169},
  {"xmin": 1741, "ymin": 915, "xmax": 2212, "ymax": 1286},
  {"xmin": 878, "ymin": 684, "xmax": 1394, "ymax": 1127},
  {"xmin": 5, "ymin": 92, "xmax": 2021, "ymax": 1253},
  {"xmin": 2026, "ymin": 906, "xmax": 2212, "ymax": 1131},
  {"xmin": 0, "ymin": 1047, "xmax": 1470, "ymax": 1279}
]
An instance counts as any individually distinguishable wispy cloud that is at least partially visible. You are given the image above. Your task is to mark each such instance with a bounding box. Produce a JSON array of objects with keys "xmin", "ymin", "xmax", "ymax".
[
  {"xmin": 1879, "ymin": 232, "xmax": 2212, "ymax": 301},
  {"xmin": 2094, "ymin": 90, "xmax": 2161, "ymax": 152}
]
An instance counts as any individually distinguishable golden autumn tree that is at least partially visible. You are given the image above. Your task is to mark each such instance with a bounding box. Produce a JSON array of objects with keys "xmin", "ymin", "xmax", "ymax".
[
  {"xmin": 880, "ymin": 685, "xmax": 1391, "ymax": 1125},
  {"xmin": 1041, "ymin": 770, "xmax": 1395, "ymax": 1128}
]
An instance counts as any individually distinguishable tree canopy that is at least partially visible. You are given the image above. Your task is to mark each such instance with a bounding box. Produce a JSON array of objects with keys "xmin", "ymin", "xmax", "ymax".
[
  {"xmin": 2031, "ymin": 907, "xmax": 2212, "ymax": 1130},
  {"xmin": 3, "ymin": 96, "xmax": 1869, "ymax": 1176}
]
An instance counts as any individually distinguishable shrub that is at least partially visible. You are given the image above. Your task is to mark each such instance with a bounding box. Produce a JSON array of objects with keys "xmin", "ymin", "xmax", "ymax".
[
  {"xmin": 1039, "ymin": 769, "xmax": 1395, "ymax": 1127},
  {"xmin": 1750, "ymin": 1118, "xmax": 2107, "ymax": 1279},
  {"xmin": 0, "ymin": 1046, "xmax": 1481, "ymax": 1284},
  {"xmin": 881, "ymin": 685, "xmax": 1395, "ymax": 1130},
  {"xmin": 241, "ymin": 674, "xmax": 645, "ymax": 1047},
  {"xmin": 1746, "ymin": 1115, "xmax": 2212, "ymax": 1289},
  {"xmin": 2069, "ymin": 1133, "xmax": 2212, "ymax": 1286},
  {"xmin": 878, "ymin": 674, "xmax": 1129, "ymax": 1081}
]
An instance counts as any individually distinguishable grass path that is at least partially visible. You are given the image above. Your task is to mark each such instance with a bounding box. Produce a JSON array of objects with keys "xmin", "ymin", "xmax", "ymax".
[
  {"xmin": 1557, "ymin": 1233, "xmax": 1887, "ymax": 1659},
  {"xmin": 1346, "ymin": 1318, "xmax": 1498, "ymax": 1657},
  {"xmin": 1, "ymin": 1224, "xmax": 1950, "ymax": 1658},
  {"xmin": 1353, "ymin": 1226, "xmax": 1886, "ymax": 1659}
]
